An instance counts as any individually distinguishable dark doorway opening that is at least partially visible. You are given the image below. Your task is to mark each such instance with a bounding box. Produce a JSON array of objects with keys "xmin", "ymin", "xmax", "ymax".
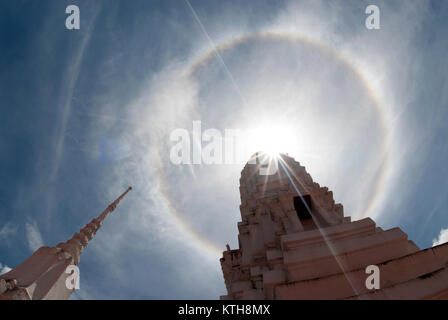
[
  {"xmin": 293, "ymin": 195, "xmax": 312, "ymax": 220},
  {"xmin": 293, "ymin": 195, "xmax": 317, "ymax": 230}
]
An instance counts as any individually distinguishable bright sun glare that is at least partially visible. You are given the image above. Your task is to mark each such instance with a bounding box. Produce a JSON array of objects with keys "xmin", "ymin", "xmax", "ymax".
[{"xmin": 248, "ymin": 124, "xmax": 296, "ymax": 157}]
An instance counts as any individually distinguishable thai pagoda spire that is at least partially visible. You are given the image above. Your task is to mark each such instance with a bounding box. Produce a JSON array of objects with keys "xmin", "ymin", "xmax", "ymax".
[
  {"xmin": 0, "ymin": 187, "xmax": 132, "ymax": 300},
  {"xmin": 220, "ymin": 153, "xmax": 448, "ymax": 300},
  {"xmin": 57, "ymin": 186, "xmax": 132, "ymax": 265}
]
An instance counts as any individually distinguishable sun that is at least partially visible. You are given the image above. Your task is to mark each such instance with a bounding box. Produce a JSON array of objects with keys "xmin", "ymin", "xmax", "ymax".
[{"xmin": 247, "ymin": 124, "xmax": 296, "ymax": 157}]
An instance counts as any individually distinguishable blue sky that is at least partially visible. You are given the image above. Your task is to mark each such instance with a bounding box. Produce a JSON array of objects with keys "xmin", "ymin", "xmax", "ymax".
[{"xmin": 0, "ymin": 0, "xmax": 448, "ymax": 299}]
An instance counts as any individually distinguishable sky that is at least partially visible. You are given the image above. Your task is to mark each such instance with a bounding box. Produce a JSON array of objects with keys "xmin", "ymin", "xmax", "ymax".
[{"xmin": 0, "ymin": 0, "xmax": 447, "ymax": 299}]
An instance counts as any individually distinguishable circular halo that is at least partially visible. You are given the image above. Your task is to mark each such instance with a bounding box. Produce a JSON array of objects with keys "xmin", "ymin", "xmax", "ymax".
[{"xmin": 156, "ymin": 31, "xmax": 391, "ymax": 256}]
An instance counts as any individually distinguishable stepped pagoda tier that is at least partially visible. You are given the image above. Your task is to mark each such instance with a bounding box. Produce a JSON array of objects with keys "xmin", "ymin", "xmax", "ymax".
[
  {"xmin": 220, "ymin": 153, "xmax": 448, "ymax": 300},
  {"xmin": 0, "ymin": 187, "xmax": 132, "ymax": 300}
]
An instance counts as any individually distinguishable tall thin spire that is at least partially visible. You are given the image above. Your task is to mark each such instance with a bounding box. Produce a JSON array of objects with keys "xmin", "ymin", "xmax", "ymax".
[
  {"xmin": 56, "ymin": 186, "xmax": 132, "ymax": 265},
  {"xmin": 0, "ymin": 187, "xmax": 132, "ymax": 300}
]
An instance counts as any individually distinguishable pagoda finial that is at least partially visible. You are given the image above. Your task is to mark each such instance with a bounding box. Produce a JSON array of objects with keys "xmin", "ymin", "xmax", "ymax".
[
  {"xmin": 56, "ymin": 186, "xmax": 132, "ymax": 265},
  {"xmin": 0, "ymin": 187, "xmax": 132, "ymax": 300}
]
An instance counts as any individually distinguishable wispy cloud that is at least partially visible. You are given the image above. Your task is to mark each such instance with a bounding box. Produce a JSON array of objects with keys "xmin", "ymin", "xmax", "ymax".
[
  {"xmin": 25, "ymin": 220, "xmax": 44, "ymax": 251},
  {"xmin": 0, "ymin": 223, "xmax": 17, "ymax": 239},
  {"xmin": 433, "ymin": 228, "xmax": 448, "ymax": 247},
  {"xmin": 0, "ymin": 262, "xmax": 12, "ymax": 275}
]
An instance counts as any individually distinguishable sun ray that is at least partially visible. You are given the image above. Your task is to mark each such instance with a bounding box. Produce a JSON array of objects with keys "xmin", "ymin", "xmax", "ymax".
[{"xmin": 277, "ymin": 155, "xmax": 360, "ymax": 296}]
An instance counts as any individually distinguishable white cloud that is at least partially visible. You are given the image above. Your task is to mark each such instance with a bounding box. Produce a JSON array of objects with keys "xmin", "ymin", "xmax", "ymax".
[
  {"xmin": 0, "ymin": 263, "xmax": 12, "ymax": 275},
  {"xmin": 0, "ymin": 223, "xmax": 17, "ymax": 239},
  {"xmin": 433, "ymin": 228, "xmax": 448, "ymax": 247},
  {"xmin": 25, "ymin": 220, "xmax": 44, "ymax": 252}
]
